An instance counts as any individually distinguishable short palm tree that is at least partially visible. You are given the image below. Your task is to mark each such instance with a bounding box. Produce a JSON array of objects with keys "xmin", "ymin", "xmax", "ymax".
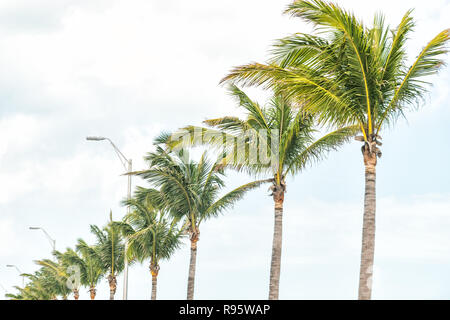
[
  {"xmin": 5, "ymin": 290, "xmax": 24, "ymax": 300},
  {"xmin": 34, "ymin": 259, "xmax": 72, "ymax": 300},
  {"xmin": 176, "ymin": 85, "xmax": 358, "ymax": 299},
  {"xmin": 114, "ymin": 196, "xmax": 183, "ymax": 299},
  {"xmin": 221, "ymin": 0, "xmax": 449, "ymax": 299},
  {"xmin": 7, "ymin": 283, "xmax": 45, "ymax": 300},
  {"xmin": 8, "ymin": 271, "xmax": 54, "ymax": 300},
  {"xmin": 133, "ymin": 142, "xmax": 267, "ymax": 299},
  {"xmin": 54, "ymin": 250, "xmax": 82, "ymax": 300},
  {"xmin": 5, "ymin": 288, "xmax": 27, "ymax": 300},
  {"xmin": 58, "ymin": 244, "xmax": 104, "ymax": 300},
  {"xmin": 88, "ymin": 214, "xmax": 125, "ymax": 300}
]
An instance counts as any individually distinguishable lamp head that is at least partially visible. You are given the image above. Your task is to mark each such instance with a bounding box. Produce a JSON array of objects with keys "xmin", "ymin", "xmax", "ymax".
[{"xmin": 86, "ymin": 136, "xmax": 106, "ymax": 141}]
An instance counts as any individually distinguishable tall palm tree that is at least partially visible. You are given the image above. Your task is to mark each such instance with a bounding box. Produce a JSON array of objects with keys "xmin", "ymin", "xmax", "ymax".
[
  {"xmin": 58, "ymin": 244, "xmax": 104, "ymax": 300},
  {"xmin": 133, "ymin": 142, "xmax": 267, "ymax": 299},
  {"xmin": 175, "ymin": 85, "xmax": 358, "ymax": 299},
  {"xmin": 114, "ymin": 195, "xmax": 183, "ymax": 300},
  {"xmin": 88, "ymin": 213, "xmax": 125, "ymax": 300},
  {"xmin": 221, "ymin": 0, "xmax": 449, "ymax": 299}
]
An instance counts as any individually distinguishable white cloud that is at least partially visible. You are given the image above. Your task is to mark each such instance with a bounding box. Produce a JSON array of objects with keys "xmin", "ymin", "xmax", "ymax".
[
  {"xmin": 0, "ymin": 217, "xmax": 17, "ymax": 256},
  {"xmin": 0, "ymin": 114, "xmax": 43, "ymax": 158}
]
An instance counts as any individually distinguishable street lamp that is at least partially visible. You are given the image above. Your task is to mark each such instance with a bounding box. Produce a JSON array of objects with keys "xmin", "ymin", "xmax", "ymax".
[
  {"xmin": 6, "ymin": 265, "xmax": 24, "ymax": 287},
  {"xmin": 86, "ymin": 135, "xmax": 132, "ymax": 300},
  {"xmin": 29, "ymin": 227, "xmax": 56, "ymax": 253}
]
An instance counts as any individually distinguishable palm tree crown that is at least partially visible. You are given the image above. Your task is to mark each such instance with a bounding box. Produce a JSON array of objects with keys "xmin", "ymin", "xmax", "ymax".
[
  {"xmin": 135, "ymin": 143, "xmax": 268, "ymax": 242},
  {"xmin": 223, "ymin": 0, "xmax": 449, "ymax": 150},
  {"xmin": 180, "ymin": 85, "xmax": 359, "ymax": 183}
]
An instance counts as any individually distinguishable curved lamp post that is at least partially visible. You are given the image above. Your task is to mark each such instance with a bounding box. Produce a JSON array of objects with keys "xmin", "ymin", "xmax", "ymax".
[
  {"xmin": 86, "ymin": 136, "xmax": 132, "ymax": 300},
  {"xmin": 29, "ymin": 227, "xmax": 56, "ymax": 254}
]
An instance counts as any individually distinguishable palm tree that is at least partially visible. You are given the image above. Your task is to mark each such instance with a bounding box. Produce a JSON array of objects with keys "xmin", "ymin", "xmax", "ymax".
[
  {"xmin": 6, "ymin": 283, "xmax": 45, "ymax": 300},
  {"xmin": 5, "ymin": 289, "xmax": 27, "ymax": 300},
  {"xmin": 7, "ymin": 271, "xmax": 55, "ymax": 300},
  {"xmin": 58, "ymin": 244, "xmax": 104, "ymax": 300},
  {"xmin": 10, "ymin": 256, "xmax": 80, "ymax": 300},
  {"xmin": 175, "ymin": 85, "xmax": 358, "ymax": 299},
  {"xmin": 133, "ymin": 142, "xmax": 267, "ymax": 299},
  {"xmin": 114, "ymin": 195, "xmax": 183, "ymax": 300},
  {"xmin": 53, "ymin": 250, "xmax": 82, "ymax": 300},
  {"xmin": 221, "ymin": 0, "xmax": 449, "ymax": 299},
  {"xmin": 88, "ymin": 215, "xmax": 125, "ymax": 300},
  {"xmin": 34, "ymin": 259, "xmax": 72, "ymax": 300}
]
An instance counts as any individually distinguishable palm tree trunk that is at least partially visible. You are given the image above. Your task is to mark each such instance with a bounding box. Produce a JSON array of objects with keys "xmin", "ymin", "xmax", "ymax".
[
  {"xmin": 89, "ymin": 286, "xmax": 96, "ymax": 300},
  {"xmin": 108, "ymin": 274, "xmax": 117, "ymax": 300},
  {"xmin": 187, "ymin": 233, "xmax": 199, "ymax": 300},
  {"xmin": 73, "ymin": 288, "xmax": 79, "ymax": 300},
  {"xmin": 358, "ymin": 148, "xmax": 377, "ymax": 300},
  {"xmin": 269, "ymin": 185, "xmax": 285, "ymax": 300},
  {"xmin": 150, "ymin": 261, "xmax": 160, "ymax": 300},
  {"xmin": 151, "ymin": 275, "xmax": 157, "ymax": 300}
]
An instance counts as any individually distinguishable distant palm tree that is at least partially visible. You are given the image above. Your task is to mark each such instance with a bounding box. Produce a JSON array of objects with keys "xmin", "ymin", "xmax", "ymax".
[
  {"xmin": 53, "ymin": 250, "xmax": 82, "ymax": 300},
  {"xmin": 114, "ymin": 195, "xmax": 183, "ymax": 299},
  {"xmin": 58, "ymin": 244, "xmax": 104, "ymax": 300},
  {"xmin": 6, "ymin": 282, "xmax": 45, "ymax": 300},
  {"xmin": 34, "ymin": 258, "xmax": 72, "ymax": 300},
  {"xmin": 177, "ymin": 85, "xmax": 358, "ymax": 299},
  {"xmin": 133, "ymin": 142, "xmax": 267, "ymax": 299},
  {"xmin": 89, "ymin": 213, "xmax": 125, "ymax": 300},
  {"xmin": 221, "ymin": 0, "xmax": 449, "ymax": 299},
  {"xmin": 7, "ymin": 271, "xmax": 55, "ymax": 300},
  {"xmin": 5, "ymin": 289, "xmax": 26, "ymax": 300}
]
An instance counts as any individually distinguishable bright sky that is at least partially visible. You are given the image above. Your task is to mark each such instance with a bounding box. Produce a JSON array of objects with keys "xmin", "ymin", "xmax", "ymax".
[{"xmin": 0, "ymin": 0, "xmax": 449, "ymax": 300}]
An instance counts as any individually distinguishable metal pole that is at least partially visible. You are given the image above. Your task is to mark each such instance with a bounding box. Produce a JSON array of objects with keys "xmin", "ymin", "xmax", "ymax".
[
  {"xmin": 29, "ymin": 227, "xmax": 56, "ymax": 256},
  {"xmin": 122, "ymin": 159, "xmax": 132, "ymax": 300},
  {"xmin": 86, "ymin": 136, "xmax": 132, "ymax": 300},
  {"xmin": 41, "ymin": 228, "xmax": 56, "ymax": 253}
]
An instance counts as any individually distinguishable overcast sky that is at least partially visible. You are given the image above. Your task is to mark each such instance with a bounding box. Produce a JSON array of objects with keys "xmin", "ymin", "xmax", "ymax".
[{"xmin": 0, "ymin": 0, "xmax": 449, "ymax": 300}]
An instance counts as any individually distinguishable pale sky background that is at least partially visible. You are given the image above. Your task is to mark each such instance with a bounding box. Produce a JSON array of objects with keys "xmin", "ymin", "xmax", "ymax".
[{"xmin": 0, "ymin": 0, "xmax": 449, "ymax": 300}]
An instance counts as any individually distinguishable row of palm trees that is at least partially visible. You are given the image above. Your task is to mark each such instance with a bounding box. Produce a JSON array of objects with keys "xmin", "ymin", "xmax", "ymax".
[
  {"xmin": 6, "ymin": 0, "xmax": 448, "ymax": 300},
  {"xmin": 6, "ymin": 216, "xmax": 125, "ymax": 300},
  {"xmin": 6, "ymin": 144, "xmax": 266, "ymax": 300}
]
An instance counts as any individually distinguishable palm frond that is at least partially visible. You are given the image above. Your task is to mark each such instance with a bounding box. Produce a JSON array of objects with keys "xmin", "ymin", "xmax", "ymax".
[
  {"xmin": 377, "ymin": 28, "xmax": 450, "ymax": 132},
  {"xmin": 203, "ymin": 179, "xmax": 272, "ymax": 220},
  {"xmin": 286, "ymin": 125, "xmax": 360, "ymax": 174}
]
